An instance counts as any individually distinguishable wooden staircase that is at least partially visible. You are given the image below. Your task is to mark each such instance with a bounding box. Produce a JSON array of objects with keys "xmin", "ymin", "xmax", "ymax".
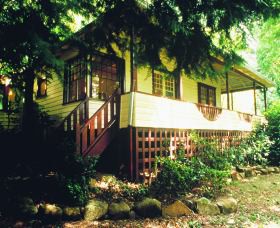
[{"xmin": 61, "ymin": 89, "xmax": 121, "ymax": 157}]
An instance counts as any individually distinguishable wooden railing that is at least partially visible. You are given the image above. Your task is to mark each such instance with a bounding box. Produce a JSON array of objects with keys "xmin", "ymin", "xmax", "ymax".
[
  {"xmin": 238, "ymin": 112, "xmax": 253, "ymax": 123},
  {"xmin": 76, "ymin": 89, "xmax": 120, "ymax": 156},
  {"xmin": 196, "ymin": 103, "xmax": 223, "ymax": 121},
  {"xmin": 60, "ymin": 98, "xmax": 89, "ymax": 132}
]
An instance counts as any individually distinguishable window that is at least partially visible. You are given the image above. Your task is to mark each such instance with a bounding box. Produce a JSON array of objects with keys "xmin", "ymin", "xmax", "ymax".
[
  {"xmin": 64, "ymin": 57, "xmax": 87, "ymax": 103},
  {"xmin": 90, "ymin": 55, "xmax": 119, "ymax": 100},
  {"xmin": 152, "ymin": 73, "xmax": 175, "ymax": 98},
  {"xmin": 165, "ymin": 77, "xmax": 175, "ymax": 98},
  {"xmin": 37, "ymin": 78, "xmax": 47, "ymax": 98},
  {"xmin": 198, "ymin": 83, "xmax": 216, "ymax": 106},
  {"xmin": 64, "ymin": 54, "xmax": 121, "ymax": 103},
  {"xmin": 153, "ymin": 73, "xmax": 163, "ymax": 96}
]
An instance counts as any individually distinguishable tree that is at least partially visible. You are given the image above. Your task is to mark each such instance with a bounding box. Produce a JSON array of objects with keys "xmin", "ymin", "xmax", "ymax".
[
  {"xmin": 257, "ymin": 17, "xmax": 280, "ymax": 100},
  {"xmin": 0, "ymin": 0, "xmax": 93, "ymax": 133},
  {"xmin": 85, "ymin": 0, "xmax": 278, "ymax": 82}
]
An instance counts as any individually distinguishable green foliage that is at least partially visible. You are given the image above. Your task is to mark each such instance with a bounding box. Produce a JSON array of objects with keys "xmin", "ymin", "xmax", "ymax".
[
  {"xmin": 151, "ymin": 133, "xmax": 230, "ymax": 198},
  {"xmin": 265, "ymin": 101, "xmax": 280, "ymax": 165},
  {"xmin": 225, "ymin": 124, "xmax": 272, "ymax": 166},
  {"xmin": 150, "ymin": 158, "xmax": 194, "ymax": 197},
  {"xmin": 56, "ymin": 136, "xmax": 98, "ymax": 206},
  {"xmin": 93, "ymin": 178, "xmax": 149, "ymax": 203},
  {"xmin": 89, "ymin": 0, "xmax": 278, "ymax": 80},
  {"xmin": 257, "ymin": 17, "xmax": 280, "ymax": 99}
]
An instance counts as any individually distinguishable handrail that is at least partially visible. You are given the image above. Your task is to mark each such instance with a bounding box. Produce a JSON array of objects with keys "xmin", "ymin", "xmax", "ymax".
[
  {"xmin": 196, "ymin": 103, "xmax": 223, "ymax": 121},
  {"xmin": 60, "ymin": 98, "xmax": 89, "ymax": 132},
  {"xmin": 76, "ymin": 88, "xmax": 121, "ymax": 155}
]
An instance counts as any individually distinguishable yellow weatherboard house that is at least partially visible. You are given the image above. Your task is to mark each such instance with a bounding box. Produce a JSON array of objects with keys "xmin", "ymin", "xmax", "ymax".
[{"xmin": 0, "ymin": 27, "xmax": 273, "ymax": 182}]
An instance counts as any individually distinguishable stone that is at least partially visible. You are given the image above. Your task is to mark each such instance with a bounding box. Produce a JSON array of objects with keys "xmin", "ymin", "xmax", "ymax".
[
  {"xmin": 84, "ymin": 199, "xmax": 108, "ymax": 221},
  {"xmin": 231, "ymin": 171, "xmax": 243, "ymax": 181},
  {"xmin": 195, "ymin": 197, "xmax": 220, "ymax": 216},
  {"xmin": 267, "ymin": 167, "xmax": 276, "ymax": 174},
  {"xmin": 162, "ymin": 200, "xmax": 193, "ymax": 217},
  {"xmin": 17, "ymin": 197, "xmax": 38, "ymax": 217},
  {"xmin": 236, "ymin": 166, "xmax": 246, "ymax": 172},
  {"xmin": 274, "ymin": 167, "xmax": 280, "ymax": 173},
  {"xmin": 129, "ymin": 210, "xmax": 136, "ymax": 219},
  {"xmin": 63, "ymin": 207, "xmax": 82, "ymax": 219},
  {"xmin": 39, "ymin": 203, "xmax": 63, "ymax": 217},
  {"xmin": 108, "ymin": 201, "xmax": 130, "ymax": 219},
  {"xmin": 134, "ymin": 198, "xmax": 161, "ymax": 218},
  {"xmin": 216, "ymin": 197, "xmax": 238, "ymax": 214},
  {"xmin": 183, "ymin": 199, "xmax": 197, "ymax": 212},
  {"xmin": 260, "ymin": 168, "xmax": 269, "ymax": 175},
  {"xmin": 191, "ymin": 187, "xmax": 203, "ymax": 194},
  {"xmin": 245, "ymin": 169, "xmax": 256, "ymax": 178}
]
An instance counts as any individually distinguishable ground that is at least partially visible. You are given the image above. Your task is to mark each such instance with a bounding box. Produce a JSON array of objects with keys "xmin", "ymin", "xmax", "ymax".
[
  {"xmin": 64, "ymin": 174, "xmax": 280, "ymax": 228},
  {"xmin": 1, "ymin": 173, "xmax": 280, "ymax": 227}
]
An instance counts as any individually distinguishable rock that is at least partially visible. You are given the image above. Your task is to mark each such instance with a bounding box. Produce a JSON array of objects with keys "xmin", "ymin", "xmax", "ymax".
[
  {"xmin": 129, "ymin": 210, "xmax": 136, "ymax": 219},
  {"xmin": 274, "ymin": 167, "xmax": 280, "ymax": 173},
  {"xmin": 216, "ymin": 197, "xmax": 238, "ymax": 214},
  {"xmin": 63, "ymin": 207, "xmax": 82, "ymax": 219},
  {"xmin": 84, "ymin": 199, "xmax": 108, "ymax": 221},
  {"xmin": 236, "ymin": 166, "xmax": 246, "ymax": 172},
  {"xmin": 231, "ymin": 171, "xmax": 243, "ymax": 181},
  {"xmin": 260, "ymin": 169, "xmax": 269, "ymax": 175},
  {"xmin": 108, "ymin": 201, "xmax": 130, "ymax": 219},
  {"xmin": 267, "ymin": 167, "xmax": 276, "ymax": 174},
  {"xmin": 17, "ymin": 197, "xmax": 38, "ymax": 217},
  {"xmin": 183, "ymin": 199, "xmax": 197, "ymax": 212},
  {"xmin": 135, "ymin": 198, "xmax": 161, "ymax": 218},
  {"xmin": 162, "ymin": 200, "xmax": 193, "ymax": 217},
  {"xmin": 192, "ymin": 187, "xmax": 203, "ymax": 194},
  {"xmin": 195, "ymin": 197, "xmax": 220, "ymax": 216},
  {"xmin": 39, "ymin": 203, "xmax": 63, "ymax": 218},
  {"xmin": 245, "ymin": 169, "xmax": 256, "ymax": 178}
]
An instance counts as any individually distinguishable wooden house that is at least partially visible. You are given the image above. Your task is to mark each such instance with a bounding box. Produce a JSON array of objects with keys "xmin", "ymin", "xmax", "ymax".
[{"xmin": 0, "ymin": 30, "xmax": 273, "ymax": 182}]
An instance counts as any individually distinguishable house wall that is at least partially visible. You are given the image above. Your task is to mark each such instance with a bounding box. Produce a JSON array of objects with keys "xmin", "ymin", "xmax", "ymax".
[
  {"xmin": 135, "ymin": 66, "xmax": 222, "ymax": 107},
  {"xmin": 35, "ymin": 72, "xmax": 104, "ymax": 124},
  {"xmin": 0, "ymin": 112, "xmax": 19, "ymax": 129},
  {"xmin": 119, "ymin": 92, "xmax": 261, "ymax": 131}
]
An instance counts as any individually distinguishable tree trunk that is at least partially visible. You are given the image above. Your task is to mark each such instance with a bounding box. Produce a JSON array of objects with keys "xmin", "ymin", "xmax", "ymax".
[{"xmin": 22, "ymin": 70, "xmax": 36, "ymax": 134}]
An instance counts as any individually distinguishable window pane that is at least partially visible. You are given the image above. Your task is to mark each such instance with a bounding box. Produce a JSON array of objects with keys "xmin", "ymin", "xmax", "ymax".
[
  {"xmin": 153, "ymin": 73, "xmax": 163, "ymax": 96},
  {"xmin": 200, "ymin": 86, "xmax": 207, "ymax": 104},
  {"xmin": 209, "ymin": 88, "xmax": 216, "ymax": 106},
  {"xmin": 91, "ymin": 55, "xmax": 119, "ymax": 99},
  {"xmin": 165, "ymin": 77, "xmax": 175, "ymax": 98}
]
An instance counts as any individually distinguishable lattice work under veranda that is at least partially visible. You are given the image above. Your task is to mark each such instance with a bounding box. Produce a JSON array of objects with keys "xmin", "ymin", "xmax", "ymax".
[{"xmin": 132, "ymin": 127, "xmax": 249, "ymax": 184}]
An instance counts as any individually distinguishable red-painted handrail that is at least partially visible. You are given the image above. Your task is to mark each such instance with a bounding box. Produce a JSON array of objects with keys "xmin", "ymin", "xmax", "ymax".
[
  {"xmin": 76, "ymin": 88, "xmax": 120, "ymax": 156},
  {"xmin": 60, "ymin": 98, "xmax": 89, "ymax": 132}
]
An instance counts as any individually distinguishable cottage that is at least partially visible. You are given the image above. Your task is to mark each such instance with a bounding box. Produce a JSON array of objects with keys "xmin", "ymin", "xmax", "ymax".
[{"xmin": 0, "ymin": 29, "xmax": 273, "ymax": 182}]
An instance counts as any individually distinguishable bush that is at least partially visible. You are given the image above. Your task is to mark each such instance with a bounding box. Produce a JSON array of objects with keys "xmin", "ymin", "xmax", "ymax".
[
  {"xmin": 150, "ymin": 132, "xmax": 231, "ymax": 198},
  {"xmin": 225, "ymin": 124, "xmax": 272, "ymax": 166},
  {"xmin": 150, "ymin": 158, "xmax": 195, "ymax": 197},
  {"xmin": 265, "ymin": 101, "xmax": 280, "ymax": 166},
  {"xmin": 56, "ymin": 136, "xmax": 98, "ymax": 206}
]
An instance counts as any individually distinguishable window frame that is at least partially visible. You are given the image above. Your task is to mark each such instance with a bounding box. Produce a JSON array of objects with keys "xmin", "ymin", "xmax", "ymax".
[
  {"xmin": 152, "ymin": 72, "xmax": 176, "ymax": 99},
  {"xmin": 63, "ymin": 52, "xmax": 124, "ymax": 104},
  {"xmin": 198, "ymin": 82, "xmax": 216, "ymax": 106},
  {"xmin": 36, "ymin": 78, "xmax": 47, "ymax": 98}
]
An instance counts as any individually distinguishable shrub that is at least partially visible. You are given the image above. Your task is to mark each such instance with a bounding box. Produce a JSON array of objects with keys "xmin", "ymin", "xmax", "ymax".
[
  {"xmin": 265, "ymin": 101, "xmax": 280, "ymax": 166},
  {"xmin": 150, "ymin": 158, "xmax": 195, "ymax": 197},
  {"xmin": 225, "ymin": 124, "xmax": 272, "ymax": 166},
  {"xmin": 56, "ymin": 136, "xmax": 98, "ymax": 206},
  {"xmin": 150, "ymin": 132, "xmax": 231, "ymax": 198}
]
